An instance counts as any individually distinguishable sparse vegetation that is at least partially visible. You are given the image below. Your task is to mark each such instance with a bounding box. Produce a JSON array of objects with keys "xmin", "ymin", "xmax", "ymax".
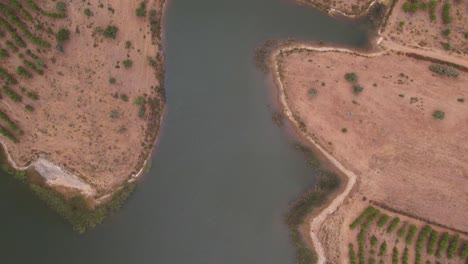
[
  {"xmin": 123, "ymin": 59, "xmax": 133, "ymax": 69},
  {"xmin": 345, "ymin": 72, "xmax": 358, "ymax": 83},
  {"xmin": 442, "ymin": 29, "xmax": 451, "ymax": 36},
  {"xmin": 386, "ymin": 217, "xmax": 400, "ymax": 233},
  {"xmin": 56, "ymin": 28, "xmax": 70, "ymax": 42},
  {"xmin": 84, "ymin": 8, "xmax": 92, "ymax": 17},
  {"xmin": 442, "ymin": 2, "xmax": 452, "ymax": 24},
  {"xmin": 55, "ymin": 2, "xmax": 66, "ymax": 12},
  {"xmin": 109, "ymin": 77, "xmax": 116, "ymax": 84},
  {"xmin": 432, "ymin": 110, "xmax": 445, "ymax": 120},
  {"xmin": 136, "ymin": 1, "xmax": 147, "ymax": 17},
  {"xmin": 376, "ymin": 214, "xmax": 389, "ymax": 227},
  {"xmin": 350, "ymin": 206, "xmax": 377, "ymax": 230},
  {"xmin": 102, "ymin": 25, "xmax": 118, "ymax": 39},
  {"xmin": 429, "ymin": 64, "xmax": 459, "ymax": 77},
  {"xmin": 352, "ymin": 85, "xmax": 363, "ymax": 95}
]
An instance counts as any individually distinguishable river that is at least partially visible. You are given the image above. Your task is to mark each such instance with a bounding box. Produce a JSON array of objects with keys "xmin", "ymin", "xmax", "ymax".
[{"xmin": 0, "ymin": 0, "xmax": 367, "ymax": 263}]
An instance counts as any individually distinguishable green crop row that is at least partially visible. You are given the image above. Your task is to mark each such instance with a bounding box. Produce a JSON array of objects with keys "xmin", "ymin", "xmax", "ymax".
[
  {"xmin": 392, "ymin": 247, "xmax": 398, "ymax": 264},
  {"xmin": 402, "ymin": 247, "xmax": 409, "ymax": 264},
  {"xmin": 435, "ymin": 232, "xmax": 450, "ymax": 258},
  {"xmin": 16, "ymin": 66, "xmax": 32, "ymax": 78},
  {"xmin": 0, "ymin": 3, "xmax": 51, "ymax": 47},
  {"xmin": 0, "ymin": 67, "xmax": 17, "ymax": 84},
  {"xmin": 428, "ymin": 0, "xmax": 437, "ymax": 21},
  {"xmin": 427, "ymin": 230, "xmax": 439, "ymax": 255},
  {"xmin": 349, "ymin": 243, "xmax": 357, "ymax": 264},
  {"xmin": 23, "ymin": 59, "xmax": 43, "ymax": 75},
  {"xmin": 0, "ymin": 125, "xmax": 18, "ymax": 143},
  {"xmin": 442, "ymin": 2, "xmax": 452, "ymax": 24},
  {"xmin": 386, "ymin": 217, "xmax": 400, "ymax": 233},
  {"xmin": 350, "ymin": 206, "xmax": 377, "ymax": 229},
  {"xmin": 461, "ymin": 242, "xmax": 468, "ymax": 259},
  {"xmin": 2, "ymin": 86, "xmax": 21, "ymax": 102},
  {"xmin": 0, "ymin": 17, "xmax": 26, "ymax": 47},
  {"xmin": 23, "ymin": 0, "xmax": 66, "ymax": 18},
  {"xmin": 406, "ymin": 225, "xmax": 418, "ymax": 244},
  {"xmin": 447, "ymin": 234, "xmax": 460, "ymax": 259},
  {"xmin": 7, "ymin": 0, "xmax": 33, "ymax": 21},
  {"xmin": 0, "ymin": 110, "xmax": 23, "ymax": 135},
  {"xmin": 376, "ymin": 214, "xmax": 389, "ymax": 227},
  {"xmin": 416, "ymin": 225, "xmax": 432, "ymax": 253}
]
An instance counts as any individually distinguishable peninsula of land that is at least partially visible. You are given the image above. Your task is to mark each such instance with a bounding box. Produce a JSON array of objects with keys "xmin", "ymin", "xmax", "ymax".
[
  {"xmin": 0, "ymin": 0, "xmax": 165, "ymax": 230},
  {"xmin": 274, "ymin": 0, "xmax": 468, "ymax": 263}
]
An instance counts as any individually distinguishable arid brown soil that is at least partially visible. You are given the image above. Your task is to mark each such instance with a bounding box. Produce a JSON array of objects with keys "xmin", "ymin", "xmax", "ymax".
[
  {"xmin": 275, "ymin": 48, "xmax": 468, "ymax": 262},
  {"xmin": 0, "ymin": 0, "xmax": 165, "ymax": 200},
  {"xmin": 381, "ymin": 0, "xmax": 467, "ymax": 61}
]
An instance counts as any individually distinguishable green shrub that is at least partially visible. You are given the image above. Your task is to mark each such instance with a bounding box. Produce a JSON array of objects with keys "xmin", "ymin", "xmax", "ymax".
[
  {"xmin": 442, "ymin": 2, "xmax": 452, "ymax": 24},
  {"xmin": 376, "ymin": 214, "xmax": 389, "ymax": 227},
  {"xmin": 386, "ymin": 217, "xmax": 400, "ymax": 233},
  {"xmin": 397, "ymin": 222, "xmax": 407, "ymax": 238},
  {"xmin": 0, "ymin": 67, "xmax": 17, "ymax": 84},
  {"xmin": 392, "ymin": 247, "xmax": 399, "ymax": 264},
  {"xmin": 402, "ymin": 247, "xmax": 409, "ymax": 264},
  {"xmin": 461, "ymin": 242, "xmax": 468, "ymax": 259},
  {"xmin": 350, "ymin": 206, "xmax": 376, "ymax": 230},
  {"xmin": 406, "ymin": 225, "xmax": 418, "ymax": 244},
  {"xmin": 345, "ymin": 72, "xmax": 358, "ymax": 82},
  {"xmin": 103, "ymin": 25, "xmax": 118, "ymax": 39},
  {"xmin": 4, "ymin": 40, "xmax": 18, "ymax": 52},
  {"xmin": 442, "ymin": 29, "xmax": 451, "ymax": 36},
  {"xmin": 0, "ymin": 110, "xmax": 22, "ymax": 134},
  {"xmin": 441, "ymin": 42, "xmax": 451, "ymax": 50},
  {"xmin": 125, "ymin": 40, "xmax": 132, "ymax": 49},
  {"xmin": 27, "ymin": 91, "xmax": 38, "ymax": 100},
  {"xmin": 136, "ymin": 1, "xmax": 147, "ymax": 17},
  {"xmin": 429, "ymin": 64, "xmax": 458, "ymax": 77},
  {"xmin": 56, "ymin": 28, "xmax": 70, "ymax": 42},
  {"xmin": 84, "ymin": 8, "xmax": 92, "ymax": 16},
  {"xmin": 352, "ymin": 85, "xmax": 363, "ymax": 95},
  {"xmin": 7, "ymin": 0, "xmax": 33, "ymax": 21},
  {"xmin": 379, "ymin": 241, "xmax": 387, "ymax": 256},
  {"xmin": 349, "ymin": 243, "xmax": 357, "ymax": 264},
  {"xmin": 308, "ymin": 88, "xmax": 318, "ymax": 97},
  {"xmin": 371, "ymin": 236, "xmax": 378, "ymax": 247},
  {"xmin": 2, "ymin": 86, "xmax": 21, "ymax": 102},
  {"xmin": 0, "ymin": 48, "xmax": 8, "ymax": 58},
  {"xmin": 25, "ymin": 105, "xmax": 34, "ymax": 112},
  {"xmin": 429, "ymin": 0, "xmax": 437, "ymax": 21},
  {"xmin": 0, "ymin": 125, "xmax": 18, "ymax": 143},
  {"xmin": 123, "ymin": 59, "xmax": 133, "ymax": 69},
  {"xmin": 55, "ymin": 2, "xmax": 66, "ymax": 12},
  {"xmin": 120, "ymin": 94, "xmax": 129, "ymax": 102},
  {"xmin": 436, "ymin": 232, "xmax": 450, "ymax": 258},
  {"xmin": 109, "ymin": 77, "xmax": 116, "ymax": 84},
  {"xmin": 16, "ymin": 66, "xmax": 32, "ymax": 78},
  {"xmin": 458, "ymin": 98, "xmax": 465, "ymax": 103},
  {"xmin": 341, "ymin": 128, "xmax": 348, "ymax": 133},
  {"xmin": 427, "ymin": 230, "xmax": 439, "ymax": 255},
  {"xmin": 433, "ymin": 110, "xmax": 445, "ymax": 120},
  {"xmin": 447, "ymin": 234, "xmax": 460, "ymax": 259}
]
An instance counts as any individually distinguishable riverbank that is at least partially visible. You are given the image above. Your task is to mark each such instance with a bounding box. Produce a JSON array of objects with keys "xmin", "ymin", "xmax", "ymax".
[
  {"xmin": 271, "ymin": 41, "xmax": 468, "ymax": 262},
  {"xmin": 0, "ymin": 0, "xmax": 167, "ymax": 231}
]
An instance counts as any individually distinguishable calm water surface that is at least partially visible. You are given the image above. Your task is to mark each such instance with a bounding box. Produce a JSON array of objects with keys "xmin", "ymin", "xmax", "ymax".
[{"xmin": 0, "ymin": 0, "xmax": 367, "ymax": 263}]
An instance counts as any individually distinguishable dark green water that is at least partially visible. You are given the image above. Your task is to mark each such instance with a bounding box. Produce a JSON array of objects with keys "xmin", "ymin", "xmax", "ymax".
[{"xmin": 0, "ymin": 0, "xmax": 367, "ymax": 263}]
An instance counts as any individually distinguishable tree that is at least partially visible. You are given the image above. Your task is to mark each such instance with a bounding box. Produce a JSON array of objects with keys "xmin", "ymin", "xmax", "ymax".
[
  {"xmin": 56, "ymin": 28, "xmax": 70, "ymax": 42},
  {"xmin": 103, "ymin": 25, "xmax": 118, "ymax": 39}
]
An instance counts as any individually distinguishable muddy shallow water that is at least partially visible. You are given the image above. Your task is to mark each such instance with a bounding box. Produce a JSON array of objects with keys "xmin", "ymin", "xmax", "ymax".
[{"xmin": 0, "ymin": 0, "xmax": 367, "ymax": 263}]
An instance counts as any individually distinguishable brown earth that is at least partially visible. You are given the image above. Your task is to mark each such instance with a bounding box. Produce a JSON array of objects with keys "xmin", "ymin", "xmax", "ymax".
[
  {"xmin": 381, "ymin": 0, "xmax": 467, "ymax": 61},
  {"xmin": 275, "ymin": 47, "xmax": 468, "ymax": 262},
  {"xmin": 0, "ymin": 0, "xmax": 165, "ymax": 200}
]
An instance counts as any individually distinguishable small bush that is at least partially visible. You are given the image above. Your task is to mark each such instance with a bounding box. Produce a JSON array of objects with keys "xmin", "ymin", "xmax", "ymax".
[
  {"xmin": 442, "ymin": 29, "xmax": 451, "ymax": 36},
  {"xmin": 353, "ymin": 85, "xmax": 363, "ymax": 95},
  {"xmin": 379, "ymin": 241, "xmax": 387, "ymax": 256},
  {"xmin": 0, "ymin": 48, "xmax": 8, "ymax": 58},
  {"xmin": 441, "ymin": 42, "xmax": 451, "ymax": 50},
  {"xmin": 371, "ymin": 236, "xmax": 378, "ymax": 247},
  {"xmin": 427, "ymin": 230, "xmax": 439, "ymax": 255},
  {"xmin": 345, "ymin": 72, "xmax": 358, "ymax": 83},
  {"xmin": 125, "ymin": 40, "xmax": 132, "ymax": 49},
  {"xmin": 84, "ymin": 8, "xmax": 92, "ymax": 17},
  {"xmin": 25, "ymin": 105, "xmax": 34, "ymax": 112},
  {"xmin": 436, "ymin": 232, "xmax": 450, "ymax": 258},
  {"xmin": 447, "ymin": 234, "xmax": 460, "ymax": 259},
  {"xmin": 120, "ymin": 94, "xmax": 129, "ymax": 102},
  {"xmin": 429, "ymin": 64, "xmax": 458, "ymax": 77},
  {"xmin": 17, "ymin": 66, "xmax": 32, "ymax": 78},
  {"xmin": 349, "ymin": 206, "xmax": 376, "ymax": 230},
  {"xmin": 392, "ymin": 247, "xmax": 399, "ymax": 264},
  {"xmin": 341, "ymin": 128, "xmax": 347, "ymax": 133},
  {"xmin": 457, "ymin": 98, "xmax": 464, "ymax": 103},
  {"xmin": 136, "ymin": 1, "xmax": 147, "ymax": 17},
  {"xmin": 376, "ymin": 214, "xmax": 389, "ymax": 227},
  {"xmin": 55, "ymin": 2, "xmax": 66, "ymax": 12},
  {"xmin": 109, "ymin": 77, "xmax": 116, "ymax": 84},
  {"xmin": 386, "ymin": 217, "xmax": 400, "ymax": 233},
  {"xmin": 433, "ymin": 110, "xmax": 445, "ymax": 120},
  {"xmin": 308, "ymin": 88, "xmax": 318, "ymax": 97},
  {"xmin": 442, "ymin": 2, "xmax": 452, "ymax": 24},
  {"xmin": 406, "ymin": 225, "xmax": 418, "ymax": 244},
  {"xmin": 103, "ymin": 25, "xmax": 118, "ymax": 39},
  {"xmin": 109, "ymin": 110, "xmax": 120, "ymax": 119},
  {"xmin": 123, "ymin": 59, "xmax": 133, "ymax": 69},
  {"xmin": 56, "ymin": 29, "xmax": 70, "ymax": 42}
]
